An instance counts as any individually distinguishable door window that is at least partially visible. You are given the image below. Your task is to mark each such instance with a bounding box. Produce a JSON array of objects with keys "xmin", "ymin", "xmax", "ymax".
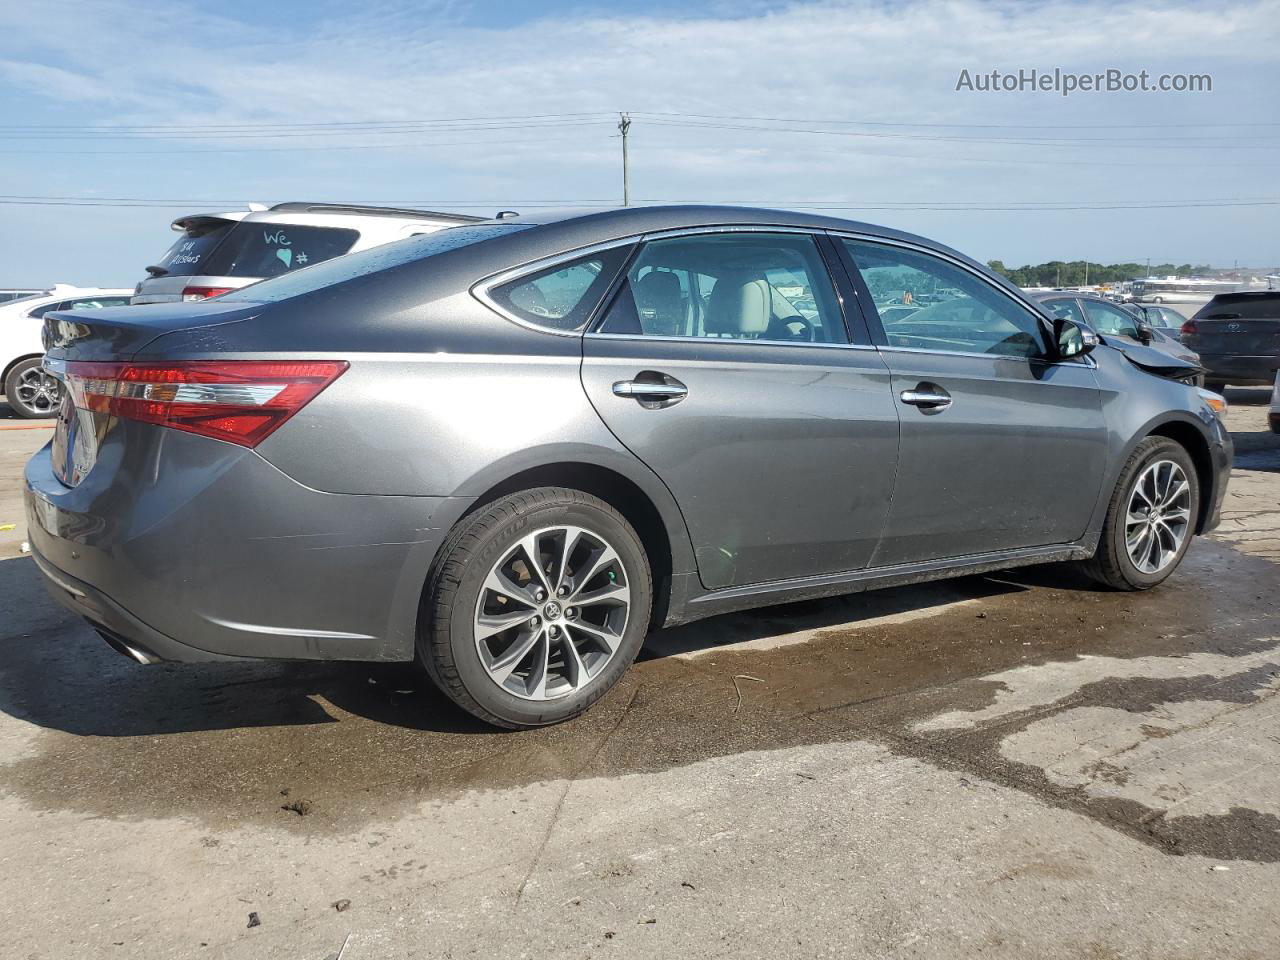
[
  {"xmin": 1082, "ymin": 299, "xmax": 1141, "ymax": 338},
  {"xmin": 597, "ymin": 232, "xmax": 846, "ymax": 344},
  {"xmin": 1041, "ymin": 297, "xmax": 1086, "ymax": 325},
  {"xmin": 841, "ymin": 239, "xmax": 1047, "ymax": 358}
]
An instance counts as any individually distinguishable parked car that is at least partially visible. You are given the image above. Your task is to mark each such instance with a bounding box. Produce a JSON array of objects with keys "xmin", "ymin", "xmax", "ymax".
[
  {"xmin": 1031, "ymin": 291, "xmax": 1202, "ymax": 371},
  {"xmin": 1179, "ymin": 292, "xmax": 1280, "ymax": 391},
  {"xmin": 0, "ymin": 288, "xmax": 45, "ymax": 304},
  {"xmin": 27, "ymin": 206, "xmax": 1230, "ymax": 728},
  {"xmin": 1, "ymin": 285, "xmax": 133, "ymax": 418},
  {"xmin": 131, "ymin": 202, "xmax": 485, "ymax": 304}
]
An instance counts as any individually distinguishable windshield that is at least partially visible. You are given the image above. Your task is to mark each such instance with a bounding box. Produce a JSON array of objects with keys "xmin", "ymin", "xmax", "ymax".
[{"xmin": 221, "ymin": 223, "xmax": 530, "ymax": 303}]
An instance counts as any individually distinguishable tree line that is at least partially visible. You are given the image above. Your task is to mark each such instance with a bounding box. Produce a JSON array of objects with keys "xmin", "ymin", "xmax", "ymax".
[{"xmin": 985, "ymin": 260, "xmax": 1214, "ymax": 288}]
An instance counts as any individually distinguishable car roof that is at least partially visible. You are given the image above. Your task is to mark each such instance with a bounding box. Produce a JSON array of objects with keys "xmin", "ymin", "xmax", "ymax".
[
  {"xmin": 485, "ymin": 204, "xmax": 993, "ymax": 272},
  {"xmin": 1205, "ymin": 291, "xmax": 1280, "ymax": 304}
]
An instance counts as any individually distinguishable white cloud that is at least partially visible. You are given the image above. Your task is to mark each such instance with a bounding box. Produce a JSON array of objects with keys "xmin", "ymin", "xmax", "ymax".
[{"xmin": 0, "ymin": 0, "xmax": 1277, "ymax": 280}]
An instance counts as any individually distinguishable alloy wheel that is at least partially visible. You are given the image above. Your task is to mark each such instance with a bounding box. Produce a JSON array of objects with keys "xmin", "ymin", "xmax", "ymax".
[
  {"xmin": 473, "ymin": 525, "xmax": 631, "ymax": 701},
  {"xmin": 1124, "ymin": 459, "xmax": 1192, "ymax": 574},
  {"xmin": 14, "ymin": 366, "xmax": 61, "ymax": 416}
]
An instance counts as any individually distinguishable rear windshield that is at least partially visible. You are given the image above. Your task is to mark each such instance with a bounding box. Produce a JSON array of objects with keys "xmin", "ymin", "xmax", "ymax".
[
  {"xmin": 220, "ymin": 223, "xmax": 530, "ymax": 303},
  {"xmin": 1194, "ymin": 294, "xmax": 1280, "ymax": 320},
  {"xmin": 153, "ymin": 222, "xmax": 235, "ymax": 278},
  {"xmin": 198, "ymin": 222, "xmax": 360, "ymax": 279}
]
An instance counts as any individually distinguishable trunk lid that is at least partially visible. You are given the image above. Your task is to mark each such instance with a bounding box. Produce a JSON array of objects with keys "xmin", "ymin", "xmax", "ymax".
[{"xmin": 44, "ymin": 300, "xmax": 262, "ymax": 486}]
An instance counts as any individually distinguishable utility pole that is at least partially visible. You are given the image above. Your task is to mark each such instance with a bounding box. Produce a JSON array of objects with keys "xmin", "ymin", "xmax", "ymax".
[
  {"xmin": 1146, "ymin": 257, "xmax": 1151, "ymax": 277},
  {"xmin": 1084, "ymin": 260, "xmax": 1089, "ymax": 287},
  {"xmin": 618, "ymin": 112, "xmax": 632, "ymax": 207}
]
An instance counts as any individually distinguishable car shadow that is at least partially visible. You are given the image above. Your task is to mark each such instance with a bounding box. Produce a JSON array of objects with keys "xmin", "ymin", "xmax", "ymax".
[{"xmin": 0, "ymin": 554, "xmax": 1024, "ymax": 739}]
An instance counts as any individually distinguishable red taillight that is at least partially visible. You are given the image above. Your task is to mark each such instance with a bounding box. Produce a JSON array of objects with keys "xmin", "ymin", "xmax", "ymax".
[
  {"xmin": 1180, "ymin": 320, "xmax": 1198, "ymax": 335},
  {"xmin": 181, "ymin": 286, "xmax": 236, "ymax": 301},
  {"xmin": 63, "ymin": 360, "xmax": 348, "ymax": 448}
]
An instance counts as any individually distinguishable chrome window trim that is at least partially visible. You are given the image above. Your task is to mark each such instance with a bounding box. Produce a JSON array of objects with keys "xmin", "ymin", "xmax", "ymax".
[
  {"xmin": 875, "ymin": 344, "xmax": 1098, "ymax": 368},
  {"xmin": 470, "ymin": 238, "xmax": 640, "ymax": 338},
  {"xmin": 583, "ymin": 331, "xmax": 879, "ymax": 352}
]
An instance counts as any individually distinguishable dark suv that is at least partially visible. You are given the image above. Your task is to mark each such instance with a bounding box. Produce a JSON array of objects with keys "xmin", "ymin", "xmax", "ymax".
[{"xmin": 1180, "ymin": 292, "xmax": 1280, "ymax": 390}]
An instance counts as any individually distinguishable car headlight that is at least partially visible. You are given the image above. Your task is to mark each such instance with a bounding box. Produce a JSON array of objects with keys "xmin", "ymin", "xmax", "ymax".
[{"xmin": 1197, "ymin": 387, "xmax": 1228, "ymax": 417}]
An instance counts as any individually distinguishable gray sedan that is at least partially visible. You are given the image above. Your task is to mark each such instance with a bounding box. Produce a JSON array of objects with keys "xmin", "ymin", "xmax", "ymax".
[{"xmin": 25, "ymin": 206, "xmax": 1231, "ymax": 728}]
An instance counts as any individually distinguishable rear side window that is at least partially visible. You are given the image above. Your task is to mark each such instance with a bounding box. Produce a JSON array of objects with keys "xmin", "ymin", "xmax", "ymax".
[
  {"xmin": 200, "ymin": 223, "xmax": 359, "ymax": 279},
  {"xmin": 488, "ymin": 246, "xmax": 633, "ymax": 332},
  {"xmin": 153, "ymin": 222, "xmax": 234, "ymax": 277}
]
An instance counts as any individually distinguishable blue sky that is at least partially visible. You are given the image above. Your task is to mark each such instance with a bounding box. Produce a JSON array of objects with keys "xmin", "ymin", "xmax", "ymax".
[{"xmin": 1, "ymin": 0, "xmax": 1277, "ymax": 286}]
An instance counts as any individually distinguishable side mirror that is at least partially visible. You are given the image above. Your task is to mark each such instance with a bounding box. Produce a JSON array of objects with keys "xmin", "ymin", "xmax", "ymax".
[
  {"xmin": 1054, "ymin": 317, "xmax": 1099, "ymax": 359},
  {"xmin": 1134, "ymin": 320, "xmax": 1155, "ymax": 345}
]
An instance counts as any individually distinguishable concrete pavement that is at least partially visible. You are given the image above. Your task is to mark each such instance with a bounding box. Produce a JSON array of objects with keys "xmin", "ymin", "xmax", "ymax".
[{"xmin": 0, "ymin": 392, "xmax": 1277, "ymax": 959}]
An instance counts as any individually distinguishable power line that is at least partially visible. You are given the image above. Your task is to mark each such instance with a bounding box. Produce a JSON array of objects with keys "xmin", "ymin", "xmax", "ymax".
[
  {"xmin": 636, "ymin": 117, "xmax": 1280, "ymax": 148},
  {"xmin": 631, "ymin": 111, "xmax": 1280, "ymax": 130}
]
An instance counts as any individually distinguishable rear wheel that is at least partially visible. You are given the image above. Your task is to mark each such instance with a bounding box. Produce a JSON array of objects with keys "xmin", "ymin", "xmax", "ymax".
[
  {"xmin": 419, "ymin": 487, "xmax": 652, "ymax": 728},
  {"xmin": 4, "ymin": 357, "xmax": 61, "ymax": 419},
  {"xmin": 1080, "ymin": 437, "xmax": 1199, "ymax": 590}
]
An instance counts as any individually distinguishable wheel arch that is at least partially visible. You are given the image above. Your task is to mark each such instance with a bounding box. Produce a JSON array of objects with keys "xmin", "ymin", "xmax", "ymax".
[
  {"xmin": 1141, "ymin": 417, "xmax": 1217, "ymax": 535},
  {"xmin": 452, "ymin": 459, "xmax": 696, "ymax": 629},
  {"xmin": 1, "ymin": 353, "xmax": 42, "ymax": 391}
]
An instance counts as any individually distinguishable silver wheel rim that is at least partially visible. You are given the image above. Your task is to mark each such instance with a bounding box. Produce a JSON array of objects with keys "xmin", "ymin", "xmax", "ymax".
[
  {"xmin": 473, "ymin": 525, "xmax": 631, "ymax": 701},
  {"xmin": 1125, "ymin": 459, "xmax": 1192, "ymax": 574},
  {"xmin": 14, "ymin": 366, "xmax": 60, "ymax": 415}
]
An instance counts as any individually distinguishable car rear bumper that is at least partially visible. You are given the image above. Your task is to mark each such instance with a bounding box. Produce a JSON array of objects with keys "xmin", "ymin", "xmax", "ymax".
[
  {"xmin": 1198, "ymin": 354, "xmax": 1280, "ymax": 385},
  {"xmin": 24, "ymin": 434, "xmax": 472, "ymax": 662}
]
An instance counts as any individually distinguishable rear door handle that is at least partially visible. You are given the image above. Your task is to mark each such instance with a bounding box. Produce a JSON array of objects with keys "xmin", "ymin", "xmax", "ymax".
[
  {"xmin": 613, "ymin": 376, "xmax": 688, "ymax": 404},
  {"xmin": 900, "ymin": 383, "xmax": 952, "ymax": 410}
]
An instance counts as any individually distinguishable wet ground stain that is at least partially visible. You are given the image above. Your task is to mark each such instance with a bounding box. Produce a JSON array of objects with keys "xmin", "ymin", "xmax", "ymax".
[{"xmin": 1, "ymin": 531, "xmax": 1278, "ymax": 864}]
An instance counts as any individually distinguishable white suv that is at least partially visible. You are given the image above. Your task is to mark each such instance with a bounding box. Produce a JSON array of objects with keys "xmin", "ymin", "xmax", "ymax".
[
  {"xmin": 2, "ymin": 285, "xmax": 133, "ymax": 418},
  {"xmin": 132, "ymin": 202, "xmax": 483, "ymax": 304}
]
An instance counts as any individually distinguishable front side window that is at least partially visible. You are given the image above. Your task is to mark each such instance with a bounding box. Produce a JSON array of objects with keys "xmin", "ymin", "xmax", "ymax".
[
  {"xmin": 1083, "ymin": 299, "xmax": 1140, "ymax": 338},
  {"xmin": 597, "ymin": 232, "xmax": 846, "ymax": 343},
  {"xmin": 488, "ymin": 246, "xmax": 632, "ymax": 332},
  {"xmin": 842, "ymin": 239, "xmax": 1047, "ymax": 358}
]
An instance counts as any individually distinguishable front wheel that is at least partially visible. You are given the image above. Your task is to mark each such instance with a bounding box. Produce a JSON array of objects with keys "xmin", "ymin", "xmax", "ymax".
[
  {"xmin": 4, "ymin": 357, "xmax": 61, "ymax": 419},
  {"xmin": 1080, "ymin": 437, "xmax": 1199, "ymax": 590},
  {"xmin": 419, "ymin": 487, "xmax": 652, "ymax": 728}
]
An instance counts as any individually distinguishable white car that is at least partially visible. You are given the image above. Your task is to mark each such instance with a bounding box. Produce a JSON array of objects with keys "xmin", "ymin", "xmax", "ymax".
[
  {"xmin": 132, "ymin": 202, "xmax": 484, "ymax": 304},
  {"xmin": 1, "ymin": 285, "xmax": 133, "ymax": 418}
]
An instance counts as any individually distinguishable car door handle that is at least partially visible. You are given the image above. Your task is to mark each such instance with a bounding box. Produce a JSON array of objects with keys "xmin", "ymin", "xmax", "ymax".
[
  {"xmin": 612, "ymin": 377, "xmax": 688, "ymax": 403},
  {"xmin": 900, "ymin": 384, "xmax": 952, "ymax": 410}
]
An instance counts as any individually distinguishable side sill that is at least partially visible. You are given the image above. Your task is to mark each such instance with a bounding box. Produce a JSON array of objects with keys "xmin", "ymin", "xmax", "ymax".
[{"xmin": 675, "ymin": 543, "xmax": 1092, "ymax": 624}]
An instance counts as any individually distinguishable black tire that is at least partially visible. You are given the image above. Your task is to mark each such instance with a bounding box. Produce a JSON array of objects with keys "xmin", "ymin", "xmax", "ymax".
[
  {"xmin": 4, "ymin": 357, "xmax": 60, "ymax": 419},
  {"xmin": 1080, "ymin": 437, "xmax": 1199, "ymax": 591},
  {"xmin": 419, "ymin": 487, "xmax": 652, "ymax": 729}
]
